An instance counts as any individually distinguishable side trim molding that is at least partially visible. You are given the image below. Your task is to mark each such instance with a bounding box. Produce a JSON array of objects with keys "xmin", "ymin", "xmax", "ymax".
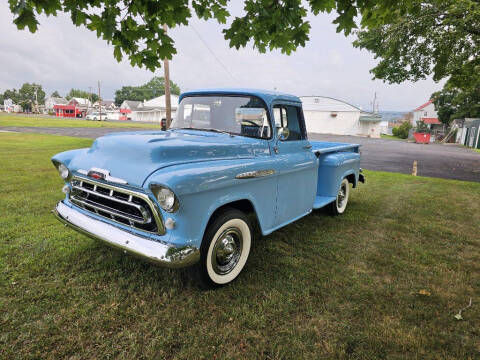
[{"xmin": 235, "ymin": 169, "xmax": 275, "ymax": 179}]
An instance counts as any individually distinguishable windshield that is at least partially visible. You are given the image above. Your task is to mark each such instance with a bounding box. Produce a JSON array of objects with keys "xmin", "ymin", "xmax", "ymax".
[{"xmin": 171, "ymin": 95, "xmax": 271, "ymax": 139}]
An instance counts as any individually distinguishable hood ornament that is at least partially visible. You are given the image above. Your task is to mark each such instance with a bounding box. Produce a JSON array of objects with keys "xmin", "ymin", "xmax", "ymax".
[{"xmin": 77, "ymin": 167, "xmax": 128, "ymax": 185}]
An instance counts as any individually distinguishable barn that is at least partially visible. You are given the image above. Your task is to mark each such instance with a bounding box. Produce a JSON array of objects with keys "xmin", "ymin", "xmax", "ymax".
[{"xmin": 300, "ymin": 96, "xmax": 382, "ymax": 138}]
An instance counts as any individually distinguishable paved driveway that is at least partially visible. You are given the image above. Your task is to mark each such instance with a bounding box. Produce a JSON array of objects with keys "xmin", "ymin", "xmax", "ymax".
[
  {"xmin": 309, "ymin": 133, "xmax": 480, "ymax": 182},
  {"xmin": 1, "ymin": 126, "xmax": 479, "ymax": 182}
]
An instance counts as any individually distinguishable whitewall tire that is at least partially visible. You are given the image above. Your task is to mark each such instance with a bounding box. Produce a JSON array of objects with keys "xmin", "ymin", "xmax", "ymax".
[
  {"xmin": 196, "ymin": 209, "xmax": 252, "ymax": 287},
  {"xmin": 329, "ymin": 178, "xmax": 350, "ymax": 215}
]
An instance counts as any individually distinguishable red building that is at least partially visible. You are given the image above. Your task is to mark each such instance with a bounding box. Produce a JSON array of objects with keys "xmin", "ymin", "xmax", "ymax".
[{"xmin": 54, "ymin": 98, "xmax": 90, "ymax": 118}]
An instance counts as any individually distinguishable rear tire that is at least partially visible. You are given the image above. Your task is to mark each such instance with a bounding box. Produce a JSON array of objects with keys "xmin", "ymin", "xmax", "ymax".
[
  {"xmin": 194, "ymin": 209, "xmax": 252, "ymax": 288},
  {"xmin": 329, "ymin": 178, "xmax": 350, "ymax": 216}
]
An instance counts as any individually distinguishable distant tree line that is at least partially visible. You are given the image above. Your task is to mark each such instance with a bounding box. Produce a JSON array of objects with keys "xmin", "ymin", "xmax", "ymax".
[
  {"xmin": 1, "ymin": 83, "xmax": 45, "ymax": 112},
  {"xmin": 114, "ymin": 76, "xmax": 180, "ymax": 106},
  {"xmin": 2, "ymin": 76, "xmax": 180, "ymax": 111}
]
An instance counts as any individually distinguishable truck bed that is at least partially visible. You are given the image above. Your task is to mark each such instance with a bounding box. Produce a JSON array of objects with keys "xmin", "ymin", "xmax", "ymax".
[{"xmin": 309, "ymin": 141, "xmax": 360, "ymax": 155}]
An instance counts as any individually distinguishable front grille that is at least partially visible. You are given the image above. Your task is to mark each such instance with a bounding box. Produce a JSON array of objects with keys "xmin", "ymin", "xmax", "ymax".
[{"xmin": 69, "ymin": 176, "xmax": 164, "ymax": 234}]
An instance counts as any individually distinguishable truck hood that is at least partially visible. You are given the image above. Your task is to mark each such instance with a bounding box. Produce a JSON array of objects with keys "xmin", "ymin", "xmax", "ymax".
[{"xmin": 67, "ymin": 130, "xmax": 270, "ymax": 187}]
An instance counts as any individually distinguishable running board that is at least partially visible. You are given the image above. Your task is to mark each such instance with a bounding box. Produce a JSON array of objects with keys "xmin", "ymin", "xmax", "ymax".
[{"xmin": 313, "ymin": 195, "xmax": 336, "ymax": 209}]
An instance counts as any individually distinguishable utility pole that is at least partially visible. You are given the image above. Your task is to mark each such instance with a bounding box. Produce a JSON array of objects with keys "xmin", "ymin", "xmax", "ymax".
[
  {"xmin": 34, "ymin": 86, "xmax": 38, "ymax": 113},
  {"xmin": 88, "ymin": 86, "xmax": 92, "ymax": 114},
  {"xmin": 372, "ymin": 92, "xmax": 377, "ymax": 113},
  {"xmin": 98, "ymin": 81, "xmax": 102, "ymax": 121},
  {"xmin": 163, "ymin": 24, "xmax": 172, "ymax": 128}
]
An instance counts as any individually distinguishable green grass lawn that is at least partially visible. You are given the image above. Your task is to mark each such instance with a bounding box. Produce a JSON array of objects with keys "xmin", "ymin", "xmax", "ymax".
[
  {"xmin": 1, "ymin": 132, "xmax": 479, "ymax": 359},
  {"xmin": 0, "ymin": 113, "xmax": 159, "ymax": 129},
  {"xmin": 380, "ymin": 134, "xmax": 407, "ymax": 141}
]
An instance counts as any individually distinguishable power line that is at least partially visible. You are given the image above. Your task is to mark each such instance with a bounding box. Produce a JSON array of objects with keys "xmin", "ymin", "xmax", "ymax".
[{"xmin": 190, "ymin": 24, "xmax": 238, "ymax": 83}]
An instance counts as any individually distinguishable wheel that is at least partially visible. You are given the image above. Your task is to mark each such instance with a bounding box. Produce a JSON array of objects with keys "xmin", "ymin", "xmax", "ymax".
[
  {"xmin": 94, "ymin": 117, "xmax": 97, "ymax": 121},
  {"xmin": 195, "ymin": 208, "xmax": 252, "ymax": 288},
  {"xmin": 329, "ymin": 178, "xmax": 350, "ymax": 215}
]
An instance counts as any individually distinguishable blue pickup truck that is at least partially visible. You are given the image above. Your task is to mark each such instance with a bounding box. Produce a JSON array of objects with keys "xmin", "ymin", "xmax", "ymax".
[{"xmin": 53, "ymin": 88, "xmax": 364, "ymax": 287}]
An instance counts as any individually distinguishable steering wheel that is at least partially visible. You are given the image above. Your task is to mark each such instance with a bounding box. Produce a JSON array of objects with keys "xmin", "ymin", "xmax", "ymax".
[{"xmin": 241, "ymin": 120, "xmax": 260, "ymax": 127}]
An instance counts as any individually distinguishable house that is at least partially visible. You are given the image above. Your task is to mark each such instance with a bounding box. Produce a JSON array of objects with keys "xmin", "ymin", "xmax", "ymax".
[
  {"xmin": 93, "ymin": 100, "xmax": 117, "ymax": 111},
  {"xmin": 44, "ymin": 96, "xmax": 68, "ymax": 112},
  {"xmin": 412, "ymin": 100, "xmax": 444, "ymax": 128},
  {"xmin": 300, "ymin": 96, "xmax": 383, "ymax": 138},
  {"xmin": 119, "ymin": 100, "xmax": 142, "ymax": 120},
  {"xmin": 461, "ymin": 119, "xmax": 480, "ymax": 149},
  {"xmin": 3, "ymin": 99, "xmax": 22, "ymax": 113},
  {"xmin": 69, "ymin": 97, "xmax": 91, "ymax": 108},
  {"xmin": 132, "ymin": 94, "xmax": 180, "ymax": 122}
]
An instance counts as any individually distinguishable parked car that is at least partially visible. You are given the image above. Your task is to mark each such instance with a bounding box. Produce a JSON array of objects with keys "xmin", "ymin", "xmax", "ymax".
[
  {"xmin": 52, "ymin": 88, "xmax": 364, "ymax": 287},
  {"xmin": 86, "ymin": 112, "xmax": 105, "ymax": 121}
]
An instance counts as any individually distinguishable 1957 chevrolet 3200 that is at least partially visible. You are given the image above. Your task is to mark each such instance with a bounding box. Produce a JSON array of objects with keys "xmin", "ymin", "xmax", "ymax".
[{"xmin": 52, "ymin": 88, "xmax": 364, "ymax": 287}]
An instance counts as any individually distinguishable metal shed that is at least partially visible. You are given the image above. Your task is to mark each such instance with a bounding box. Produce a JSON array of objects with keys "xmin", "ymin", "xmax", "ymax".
[{"xmin": 462, "ymin": 119, "xmax": 480, "ymax": 149}]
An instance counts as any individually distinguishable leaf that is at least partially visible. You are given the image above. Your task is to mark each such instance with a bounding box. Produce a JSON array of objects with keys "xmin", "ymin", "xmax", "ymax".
[{"xmin": 418, "ymin": 289, "xmax": 431, "ymax": 296}]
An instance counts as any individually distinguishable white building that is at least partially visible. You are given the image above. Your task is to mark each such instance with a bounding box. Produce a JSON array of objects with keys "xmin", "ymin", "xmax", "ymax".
[
  {"xmin": 133, "ymin": 94, "xmax": 180, "ymax": 122},
  {"xmin": 412, "ymin": 100, "xmax": 441, "ymax": 127},
  {"xmin": 69, "ymin": 97, "xmax": 91, "ymax": 107},
  {"xmin": 3, "ymin": 99, "xmax": 21, "ymax": 113},
  {"xmin": 44, "ymin": 96, "xmax": 68, "ymax": 111},
  {"xmin": 300, "ymin": 96, "xmax": 382, "ymax": 138}
]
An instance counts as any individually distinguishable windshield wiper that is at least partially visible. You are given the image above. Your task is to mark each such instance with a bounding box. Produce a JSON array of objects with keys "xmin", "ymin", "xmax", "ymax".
[
  {"xmin": 203, "ymin": 128, "xmax": 235, "ymax": 137},
  {"xmin": 177, "ymin": 127, "xmax": 235, "ymax": 137}
]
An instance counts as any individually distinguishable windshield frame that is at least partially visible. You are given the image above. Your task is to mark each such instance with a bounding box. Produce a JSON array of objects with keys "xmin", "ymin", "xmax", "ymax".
[{"xmin": 172, "ymin": 94, "xmax": 273, "ymax": 140}]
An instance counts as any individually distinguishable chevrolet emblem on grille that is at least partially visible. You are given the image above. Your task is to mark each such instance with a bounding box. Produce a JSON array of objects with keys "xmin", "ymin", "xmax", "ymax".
[{"xmin": 78, "ymin": 167, "xmax": 128, "ymax": 185}]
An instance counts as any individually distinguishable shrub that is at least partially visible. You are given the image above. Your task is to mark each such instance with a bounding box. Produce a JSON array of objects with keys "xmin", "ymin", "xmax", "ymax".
[
  {"xmin": 392, "ymin": 121, "xmax": 412, "ymax": 139},
  {"xmin": 415, "ymin": 120, "xmax": 430, "ymax": 134}
]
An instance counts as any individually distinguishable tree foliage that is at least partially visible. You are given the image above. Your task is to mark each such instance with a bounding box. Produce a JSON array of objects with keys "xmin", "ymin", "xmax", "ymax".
[
  {"xmin": 2, "ymin": 83, "xmax": 45, "ymax": 111},
  {"xmin": 392, "ymin": 121, "xmax": 412, "ymax": 139},
  {"xmin": 114, "ymin": 76, "xmax": 181, "ymax": 106},
  {"xmin": 354, "ymin": 0, "xmax": 480, "ymax": 84},
  {"xmin": 66, "ymin": 89, "xmax": 99, "ymax": 102},
  {"xmin": 432, "ymin": 69, "xmax": 480, "ymax": 124},
  {"xmin": 51, "ymin": 90, "xmax": 61, "ymax": 97},
  {"xmin": 8, "ymin": 0, "xmax": 412, "ymax": 71}
]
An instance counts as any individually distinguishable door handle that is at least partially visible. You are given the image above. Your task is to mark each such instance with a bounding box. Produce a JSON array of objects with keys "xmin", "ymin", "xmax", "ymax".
[{"xmin": 303, "ymin": 144, "xmax": 312, "ymax": 149}]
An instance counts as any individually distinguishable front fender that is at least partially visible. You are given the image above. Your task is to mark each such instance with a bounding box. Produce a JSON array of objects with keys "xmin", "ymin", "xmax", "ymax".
[
  {"xmin": 51, "ymin": 148, "xmax": 89, "ymax": 167},
  {"xmin": 144, "ymin": 158, "xmax": 277, "ymax": 248}
]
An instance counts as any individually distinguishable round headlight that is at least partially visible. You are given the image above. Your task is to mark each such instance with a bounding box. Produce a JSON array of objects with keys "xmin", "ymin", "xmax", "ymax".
[
  {"xmin": 58, "ymin": 163, "xmax": 70, "ymax": 180},
  {"xmin": 151, "ymin": 185, "xmax": 179, "ymax": 212}
]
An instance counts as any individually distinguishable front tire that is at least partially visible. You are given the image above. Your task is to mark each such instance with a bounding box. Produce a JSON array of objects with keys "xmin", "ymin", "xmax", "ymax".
[
  {"xmin": 195, "ymin": 209, "xmax": 252, "ymax": 288},
  {"xmin": 329, "ymin": 178, "xmax": 350, "ymax": 215}
]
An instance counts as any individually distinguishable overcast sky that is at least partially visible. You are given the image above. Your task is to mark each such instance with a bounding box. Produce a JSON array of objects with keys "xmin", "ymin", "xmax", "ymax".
[{"xmin": 0, "ymin": 3, "xmax": 443, "ymax": 111}]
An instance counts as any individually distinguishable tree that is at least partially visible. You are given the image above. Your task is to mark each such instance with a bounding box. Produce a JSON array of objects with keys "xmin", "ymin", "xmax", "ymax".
[
  {"xmin": 51, "ymin": 90, "xmax": 61, "ymax": 97},
  {"xmin": 17, "ymin": 83, "xmax": 45, "ymax": 112},
  {"xmin": 3, "ymin": 89, "xmax": 20, "ymax": 104},
  {"xmin": 432, "ymin": 71, "xmax": 480, "ymax": 124},
  {"xmin": 8, "ymin": 0, "xmax": 408, "ymax": 71},
  {"xmin": 114, "ymin": 76, "xmax": 180, "ymax": 106},
  {"xmin": 66, "ymin": 89, "xmax": 98, "ymax": 102},
  {"xmin": 353, "ymin": 0, "xmax": 480, "ymax": 84}
]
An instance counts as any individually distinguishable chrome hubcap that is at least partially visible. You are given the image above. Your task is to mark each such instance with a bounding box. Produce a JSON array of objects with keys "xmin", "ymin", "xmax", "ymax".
[
  {"xmin": 337, "ymin": 184, "xmax": 347, "ymax": 208},
  {"xmin": 212, "ymin": 228, "xmax": 242, "ymax": 275}
]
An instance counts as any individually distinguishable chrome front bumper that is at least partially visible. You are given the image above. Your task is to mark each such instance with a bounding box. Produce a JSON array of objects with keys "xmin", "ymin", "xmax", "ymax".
[{"xmin": 53, "ymin": 201, "xmax": 199, "ymax": 268}]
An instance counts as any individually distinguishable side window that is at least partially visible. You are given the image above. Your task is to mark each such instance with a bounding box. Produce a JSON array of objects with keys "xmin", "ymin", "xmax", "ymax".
[{"xmin": 273, "ymin": 105, "xmax": 304, "ymax": 141}]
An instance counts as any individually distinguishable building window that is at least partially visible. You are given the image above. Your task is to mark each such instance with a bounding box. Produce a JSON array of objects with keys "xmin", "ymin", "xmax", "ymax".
[{"xmin": 314, "ymin": 98, "xmax": 319, "ymax": 104}]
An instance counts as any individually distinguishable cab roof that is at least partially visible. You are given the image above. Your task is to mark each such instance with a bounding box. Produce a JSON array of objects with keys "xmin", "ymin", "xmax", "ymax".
[{"xmin": 179, "ymin": 88, "xmax": 301, "ymax": 106}]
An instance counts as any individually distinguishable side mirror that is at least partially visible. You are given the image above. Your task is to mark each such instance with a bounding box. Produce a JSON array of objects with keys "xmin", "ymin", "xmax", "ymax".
[{"xmin": 277, "ymin": 127, "xmax": 290, "ymax": 141}]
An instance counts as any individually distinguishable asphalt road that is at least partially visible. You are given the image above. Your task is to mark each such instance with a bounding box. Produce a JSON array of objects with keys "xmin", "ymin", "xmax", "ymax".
[
  {"xmin": 309, "ymin": 133, "xmax": 480, "ymax": 182},
  {"xmin": 1, "ymin": 126, "xmax": 479, "ymax": 182}
]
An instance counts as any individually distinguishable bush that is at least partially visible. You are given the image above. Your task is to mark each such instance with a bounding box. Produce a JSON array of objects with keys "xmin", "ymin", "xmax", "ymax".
[
  {"xmin": 392, "ymin": 121, "xmax": 412, "ymax": 139},
  {"xmin": 415, "ymin": 120, "xmax": 430, "ymax": 134}
]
